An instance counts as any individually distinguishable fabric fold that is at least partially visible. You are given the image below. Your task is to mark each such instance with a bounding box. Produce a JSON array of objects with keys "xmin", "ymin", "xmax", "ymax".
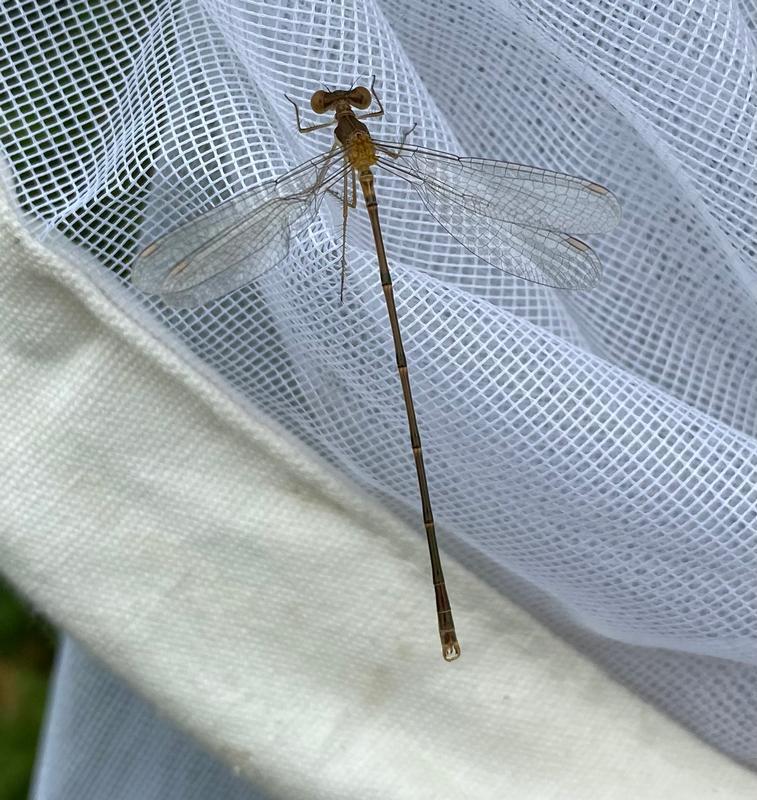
[{"xmin": 2, "ymin": 176, "xmax": 756, "ymax": 797}]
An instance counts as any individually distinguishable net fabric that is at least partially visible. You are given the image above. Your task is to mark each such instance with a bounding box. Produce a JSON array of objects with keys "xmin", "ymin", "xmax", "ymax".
[
  {"xmin": 1, "ymin": 0, "xmax": 755, "ymax": 768},
  {"xmin": 32, "ymin": 639, "xmax": 269, "ymax": 800}
]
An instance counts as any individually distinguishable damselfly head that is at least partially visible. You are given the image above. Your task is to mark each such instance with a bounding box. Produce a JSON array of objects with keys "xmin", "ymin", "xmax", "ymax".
[{"xmin": 310, "ymin": 86, "xmax": 372, "ymax": 114}]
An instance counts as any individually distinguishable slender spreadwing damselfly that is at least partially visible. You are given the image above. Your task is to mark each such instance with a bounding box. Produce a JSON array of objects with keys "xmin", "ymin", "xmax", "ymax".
[{"xmin": 131, "ymin": 78, "xmax": 621, "ymax": 662}]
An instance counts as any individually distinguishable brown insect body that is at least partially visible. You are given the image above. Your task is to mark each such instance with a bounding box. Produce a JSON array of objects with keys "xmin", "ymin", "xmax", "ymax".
[
  {"xmin": 311, "ymin": 89, "xmax": 378, "ymax": 171},
  {"xmin": 306, "ymin": 84, "xmax": 461, "ymax": 661}
]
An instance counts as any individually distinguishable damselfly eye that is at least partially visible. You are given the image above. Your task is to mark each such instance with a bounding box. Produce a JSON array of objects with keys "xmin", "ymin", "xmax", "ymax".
[
  {"xmin": 349, "ymin": 86, "xmax": 371, "ymax": 109},
  {"xmin": 310, "ymin": 90, "xmax": 328, "ymax": 114}
]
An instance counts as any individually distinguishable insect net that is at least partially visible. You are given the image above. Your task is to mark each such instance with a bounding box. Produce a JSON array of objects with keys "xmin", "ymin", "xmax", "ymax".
[{"xmin": 1, "ymin": 0, "xmax": 756, "ymax": 780}]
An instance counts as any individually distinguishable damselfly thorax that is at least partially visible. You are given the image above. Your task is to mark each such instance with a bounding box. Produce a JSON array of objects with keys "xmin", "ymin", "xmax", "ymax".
[
  {"xmin": 319, "ymin": 94, "xmax": 379, "ymax": 172},
  {"xmin": 131, "ymin": 78, "xmax": 621, "ymax": 662}
]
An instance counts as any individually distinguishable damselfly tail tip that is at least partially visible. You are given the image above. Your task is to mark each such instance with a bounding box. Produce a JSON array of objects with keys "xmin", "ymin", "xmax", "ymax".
[{"xmin": 441, "ymin": 632, "xmax": 461, "ymax": 662}]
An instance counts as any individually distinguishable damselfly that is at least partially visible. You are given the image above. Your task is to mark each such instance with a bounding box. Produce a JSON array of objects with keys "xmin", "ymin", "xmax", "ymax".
[{"xmin": 131, "ymin": 78, "xmax": 620, "ymax": 662}]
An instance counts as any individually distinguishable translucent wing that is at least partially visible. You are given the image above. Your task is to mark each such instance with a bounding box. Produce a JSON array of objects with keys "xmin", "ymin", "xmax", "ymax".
[
  {"xmin": 374, "ymin": 141, "xmax": 621, "ymax": 234},
  {"xmin": 131, "ymin": 149, "xmax": 347, "ymax": 308},
  {"xmin": 374, "ymin": 141, "xmax": 620, "ymax": 290}
]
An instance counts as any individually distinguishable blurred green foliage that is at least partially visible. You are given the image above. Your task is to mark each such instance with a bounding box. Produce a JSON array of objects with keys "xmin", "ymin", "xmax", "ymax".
[{"xmin": 0, "ymin": 583, "xmax": 55, "ymax": 800}]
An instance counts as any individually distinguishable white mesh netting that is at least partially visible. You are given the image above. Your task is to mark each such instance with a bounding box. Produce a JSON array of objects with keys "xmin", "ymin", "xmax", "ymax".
[{"xmin": 1, "ymin": 0, "xmax": 756, "ymax": 769}]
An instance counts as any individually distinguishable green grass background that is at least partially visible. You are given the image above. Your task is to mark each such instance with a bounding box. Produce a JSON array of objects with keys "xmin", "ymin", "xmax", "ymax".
[{"xmin": 0, "ymin": 583, "xmax": 54, "ymax": 800}]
